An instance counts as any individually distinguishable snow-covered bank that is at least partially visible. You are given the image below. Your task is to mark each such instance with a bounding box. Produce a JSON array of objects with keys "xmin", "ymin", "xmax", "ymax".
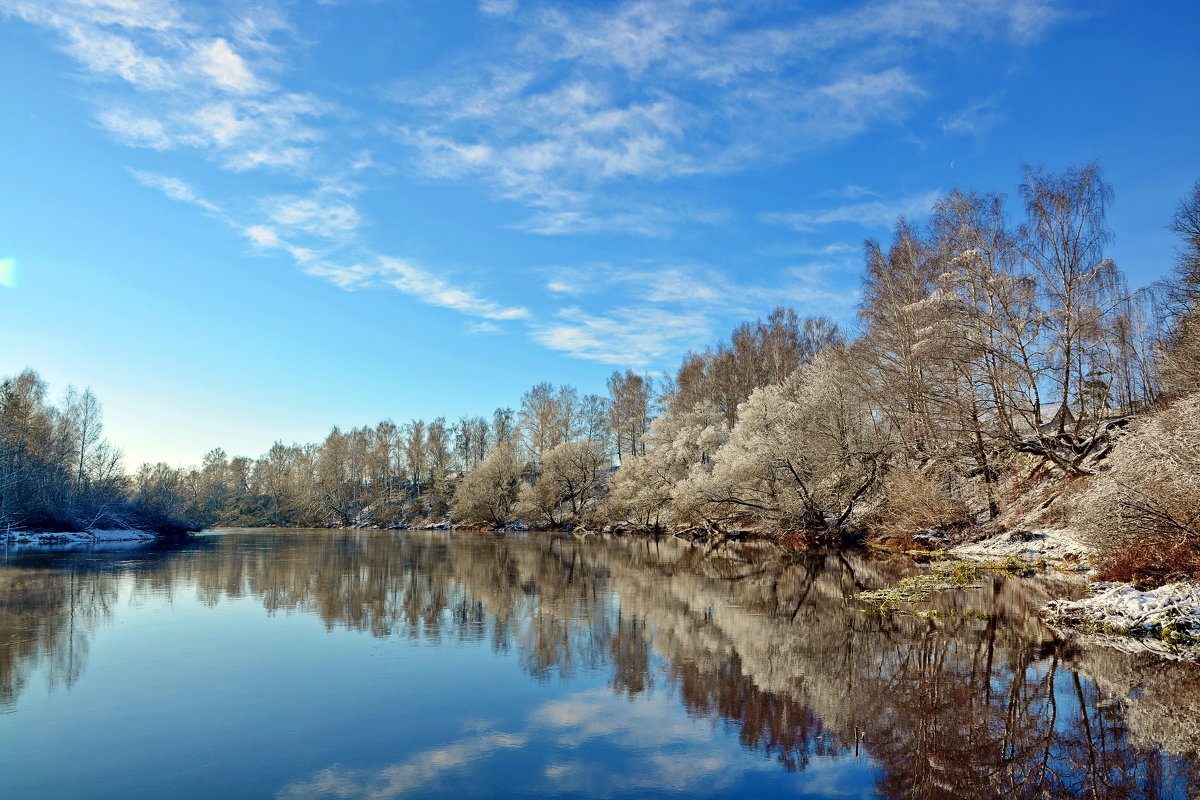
[
  {"xmin": 2, "ymin": 528, "xmax": 160, "ymax": 548},
  {"xmin": 953, "ymin": 527, "xmax": 1092, "ymax": 567},
  {"xmin": 1044, "ymin": 582, "xmax": 1200, "ymax": 660}
]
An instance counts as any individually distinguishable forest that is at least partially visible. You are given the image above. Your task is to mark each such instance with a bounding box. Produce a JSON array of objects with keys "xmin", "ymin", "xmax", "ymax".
[{"xmin": 4, "ymin": 163, "xmax": 1199, "ymax": 586}]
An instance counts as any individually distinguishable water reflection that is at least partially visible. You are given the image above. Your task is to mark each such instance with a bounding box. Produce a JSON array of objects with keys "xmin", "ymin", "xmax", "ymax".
[{"xmin": 2, "ymin": 531, "xmax": 1198, "ymax": 798}]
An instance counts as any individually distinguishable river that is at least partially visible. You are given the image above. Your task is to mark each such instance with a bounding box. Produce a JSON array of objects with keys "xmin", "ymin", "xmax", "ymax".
[{"xmin": 1, "ymin": 529, "xmax": 1198, "ymax": 799}]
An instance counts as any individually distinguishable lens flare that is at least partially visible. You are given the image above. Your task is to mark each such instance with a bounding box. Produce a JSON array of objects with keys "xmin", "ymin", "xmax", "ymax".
[{"xmin": 0, "ymin": 258, "xmax": 15, "ymax": 288}]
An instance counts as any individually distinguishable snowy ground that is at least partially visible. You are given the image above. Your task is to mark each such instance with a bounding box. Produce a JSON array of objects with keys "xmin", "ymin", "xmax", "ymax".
[
  {"xmin": 952, "ymin": 528, "xmax": 1200, "ymax": 660},
  {"xmin": 953, "ymin": 527, "xmax": 1092, "ymax": 567},
  {"xmin": 1, "ymin": 528, "xmax": 159, "ymax": 549},
  {"xmin": 1044, "ymin": 582, "xmax": 1200, "ymax": 660}
]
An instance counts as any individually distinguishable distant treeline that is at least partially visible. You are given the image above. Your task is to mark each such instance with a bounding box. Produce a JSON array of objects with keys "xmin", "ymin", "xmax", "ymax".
[
  {"xmin": 4, "ymin": 164, "xmax": 1199, "ymax": 584},
  {"xmin": 0, "ymin": 376, "xmax": 195, "ymax": 534}
]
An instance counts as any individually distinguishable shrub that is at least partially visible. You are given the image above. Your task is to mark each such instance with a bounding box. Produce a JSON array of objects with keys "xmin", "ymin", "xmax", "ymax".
[
  {"xmin": 1076, "ymin": 394, "xmax": 1200, "ymax": 586},
  {"xmin": 873, "ymin": 466, "xmax": 971, "ymax": 539}
]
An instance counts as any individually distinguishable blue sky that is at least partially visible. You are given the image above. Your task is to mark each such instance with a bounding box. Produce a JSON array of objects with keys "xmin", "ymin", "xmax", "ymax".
[{"xmin": 2, "ymin": 0, "xmax": 1198, "ymax": 469}]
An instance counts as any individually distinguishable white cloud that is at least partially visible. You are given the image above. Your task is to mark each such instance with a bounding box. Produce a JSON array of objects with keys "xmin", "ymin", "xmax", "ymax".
[
  {"xmin": 379, "ymin": 257, "xmax": 529, "ymax": 321},
  {"xmin": 5, "ymin": 0, "xmax": 325, "ymax": 174},
  {"xmin": 194, "ymin": 37, "xmax": 265, "ymax": 94},
  {"xmin": 62, "ymin": 24, "xmax": 177, "ymax": 89},
  {"xmin": 98, "ymin": 109, "xmax": 174, "ymax": 149},
  {"xmin": 762, "ymin": 189, "xmax": 942, "ymax": 231},
  {"xmin": 824, "ymin": 185, "xmax": 878, "ymax": 200},
  {"xmin": 5, "ymin": 0, "xmax": 1069, "ymax": 369},
  {"xmin": 753, "ymin": 242, "xmax": 859, "ymax": 258},
  {"xmin": 467, "ymin": 321, "xmax": 504, "ymax": 335},
  {"xmin": 264, "ymin": 195, "xmax": 362, "ymax": 239},
  {"xmin": 389, "ymin": 0, "xmax": 1057, "ymax": 235},
  {"xmin": 529, "ymin": 306, "xmax": 712, "ymax": 365},
  {"xmin": 941, "ymin": 96, "xmax": 1004, "ymax": 138},
  {"xmin": 129, "ymin": 169, "xmax": 221, "ymax": 213},
  {"xmin": 127, "ymin": 167, "xmax": 525, "ymax": 325},
  {"xmin": 546, "ymin": 279, "xmax": 582, "ymax": 294},
  {"xmin": 479, "ymin": 0, "xmax": 517, "ymax": 17},
  {"xmin": 242, "ymin": 225, "xmax": 281, "ymax": 247},
  {"xmin": 515, "ymin": 208, "xmax": 673, "ymax": 237}
]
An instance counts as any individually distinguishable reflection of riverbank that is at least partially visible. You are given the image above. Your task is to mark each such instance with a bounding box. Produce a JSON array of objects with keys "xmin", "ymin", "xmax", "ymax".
[{"xmin": 1, "ymin": 530, "xmax": 1197, "ymax": 798}]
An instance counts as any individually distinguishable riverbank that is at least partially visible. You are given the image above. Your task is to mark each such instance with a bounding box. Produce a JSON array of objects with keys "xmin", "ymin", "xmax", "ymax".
[
  {"xmin": 2, "ymin": 528, "xmax": 162, "ymax": 547},
  {"xmin": 1044, "ymin": 582, "xmax": 1200, "ymax": 660},
  {"xmin": 950, "ymin": 527, "xmax": 1200, "ymax": 659},
  {"xmin": 952, "ymin": 527, "xmax": 1091, "ymax": 569}
]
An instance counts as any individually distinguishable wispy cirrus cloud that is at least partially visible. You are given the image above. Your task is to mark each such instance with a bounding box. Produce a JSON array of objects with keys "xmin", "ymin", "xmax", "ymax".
[
  {"xmin": 530, "ymin": 305, "xmax": 713, "ymax": 365},
  {"xmin": 262, "ymin": 194, "xmax": 362, "ymax": 240},
  {"xmin": 479, "ymin": 0, "xmax": 518, "ymax": 18},
  {"xmin": 4, "ymin": 0, "xmax": 1069, "ymax": 369},
  {"xmin": 388, "ymin": 0, "xmax": 1061, "ymax": 235},
  {"xmin": 129, "ymin": 169, "xmax": 221, "ymax": 214},
  {"xmin": 9, "ymin": 1, "xmax": 531, "ymax": 326},
  {"xmin": 762, "ymin": 189, "xmax": 942, "ymax": 232},
  {"xmin": 132, "ymin": 169, "xmax": 528, "ymax": 322},
  {"xmin": 2, "ymin": 0, "xmax": 325, "ymax": 173},
  {"xmin": 941, "ymin": 96, "xmax": 1005, "ymax": 138},
  {"xmin": 530, "ymin": 262, "xmax": 859, "ymax": 365}
]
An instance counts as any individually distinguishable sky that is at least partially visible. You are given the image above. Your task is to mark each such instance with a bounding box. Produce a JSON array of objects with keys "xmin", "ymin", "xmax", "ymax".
[{"xmin": 1, "ymin": 0, "xmax": 1198, "ymax": 469}]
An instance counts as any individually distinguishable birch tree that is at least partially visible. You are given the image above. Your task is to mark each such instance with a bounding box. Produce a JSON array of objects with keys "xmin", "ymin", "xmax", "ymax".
[{"xmin": 1019, "ymin": 162, "xmax": 1122, "ymax": 432}]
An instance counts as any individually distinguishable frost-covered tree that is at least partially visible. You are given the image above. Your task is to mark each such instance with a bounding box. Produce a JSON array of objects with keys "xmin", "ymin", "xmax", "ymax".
[
  {"xmin": 517, "ymin": 439, "xmax": 611, "ymax": 527},
  {"xmin": 606, "ymin": 369, "xmax": 654, "ymax": 463},
  {"xmin": 450, "ymin": 443, "xmax": 522, "ymax": 527},
  {"xmin": 677, "ymin": 351, "xmax": 887, "ymax": 534},
  {"xmin": 605, "ymin": 406, "xmax": 726, "ymax": 530},
  {"xmin": 858, "ymin": 219, "xmax": 948, "ymax": 462},
  {"xmin": 670, "ymin": 307, "xmax": 841, "ymax": 429}
]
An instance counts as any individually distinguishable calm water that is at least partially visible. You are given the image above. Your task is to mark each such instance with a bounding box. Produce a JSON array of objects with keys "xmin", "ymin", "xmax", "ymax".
[{"xmin": 2, "ymin": 530, "xmax": 1199, "ymax": 800}]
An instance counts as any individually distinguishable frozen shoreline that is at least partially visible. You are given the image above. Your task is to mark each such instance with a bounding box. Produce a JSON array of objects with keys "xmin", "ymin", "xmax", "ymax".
[
  {"xmin": 953, "ymin": 527, "xmax": 1091, "ymax": 567},
  {"xmin": 2, "ymin": 528, "xmax": 160, "ymax": 548},
  {"xmin": 953, "ymin": 527, "xmax": 1200, "ymax": 660},
  {"xmin": 1044, "ymin": 582, "xmax": 1200, "ymax": 660}
]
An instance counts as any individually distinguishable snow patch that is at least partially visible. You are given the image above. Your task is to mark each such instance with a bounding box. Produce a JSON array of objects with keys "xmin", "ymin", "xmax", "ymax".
[
  {"xmin": 1044, "ymin": 581, "xmax": 1200, "ymax": 660},
  {"xmin": 2, "ymin": 528, "xmax": 160, "ymax": 549},
  {"xmin": 954, "ymin": 528, "xmax": 1091, "ymax": 567}
]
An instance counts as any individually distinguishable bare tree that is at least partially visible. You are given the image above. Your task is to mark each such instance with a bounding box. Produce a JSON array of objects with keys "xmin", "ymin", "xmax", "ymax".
[
  {"xmin": 1019, "ymin": 162, "xmax": 1123, "ymax": 433},
  {"xmin": 607, "ymin": 369, "xmax": 654, "ymax": 463},
  {"xmin": 1159, "ymin": 179, "xmax": 1200, "ymax": 394},
  {"xmin": 62, "ymin": 387, "xmax": 103, "ymax": 493},
  {"xmin": 518, "ymin": 382, "xmax": 580, "ymax": 461}
]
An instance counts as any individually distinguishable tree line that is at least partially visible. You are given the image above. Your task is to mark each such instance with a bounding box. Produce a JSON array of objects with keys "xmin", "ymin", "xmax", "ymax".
[{"xmin": 4, "ymin": 163, "xmax": 1199, "ymax": 583}]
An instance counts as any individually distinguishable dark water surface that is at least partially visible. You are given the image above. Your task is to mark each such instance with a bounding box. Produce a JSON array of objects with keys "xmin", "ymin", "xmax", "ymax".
[{"xmin": 2, "ymin": 530, "xmax": 1199, "ymax": 799}]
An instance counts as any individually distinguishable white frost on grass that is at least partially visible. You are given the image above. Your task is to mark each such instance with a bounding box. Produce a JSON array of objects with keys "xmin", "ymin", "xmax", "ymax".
[
  {"xmin": 954, "ymin": 527, "xmax": 1091, "ymax": 567},
  {"xmin": 2, "ymin": 529, "xmax": 159, "ymax": 548},
  {"xmin": 1044, "ymin": 581, "xmax": 1200, "ymax": 660}
]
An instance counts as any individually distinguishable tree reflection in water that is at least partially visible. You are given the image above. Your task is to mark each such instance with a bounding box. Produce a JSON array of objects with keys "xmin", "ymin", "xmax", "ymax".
[{"xmin": 1, "ymin": 530, "xmax": 1198, "ymax": 798}]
